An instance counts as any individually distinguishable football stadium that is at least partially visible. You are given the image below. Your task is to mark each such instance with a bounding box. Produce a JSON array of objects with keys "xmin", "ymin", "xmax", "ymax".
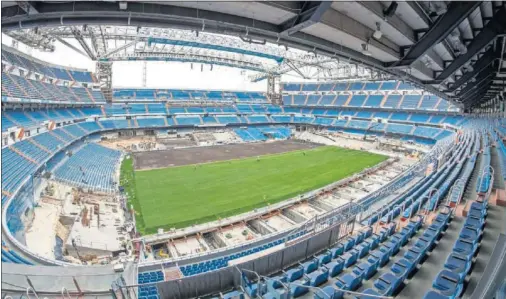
[{"xmin": 1, "ymin": 1, "xmax": 506, "ymax": 298}]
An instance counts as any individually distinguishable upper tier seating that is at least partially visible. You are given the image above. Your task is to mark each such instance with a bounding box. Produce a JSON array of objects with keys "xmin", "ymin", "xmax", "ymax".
[
  {"xmin": 280, "ymin": 81, "xmax": 458, "ymax": 112},
  {"xmin": 1, "ymin": 108, "xmax": 105, "ymax": 131},
  {"xmin": 2, "ymin": 47, "xmax": 95, "ymax": 83},
  {"xmin": 113, "ymin": 89, "xmax": 268, "ymax": 102},
  {"xmin": 1, "ymin": 72, "xmax": 104, "ymax": 103}
]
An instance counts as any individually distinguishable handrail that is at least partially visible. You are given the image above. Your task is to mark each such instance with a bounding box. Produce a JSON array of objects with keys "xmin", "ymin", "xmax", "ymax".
[
  {"xmin": 446, "ymin": 178, "xmax": 463, "ymax": 208},
  {"xmin": 289, "ymin": 282, "xmax": 393, "ymax": 298},
  {"xmin": 26, "ymin": 287, "xmax": 39, "ymax": 299},
  {"xmin": 61, "ymin": 288, "xmax": 71, "ymax": 299}
]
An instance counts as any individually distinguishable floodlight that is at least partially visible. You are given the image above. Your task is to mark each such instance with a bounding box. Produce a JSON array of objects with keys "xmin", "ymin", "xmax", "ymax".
[{"xmin": 373, "ymin": 22, "xmax": 382, "ymax": 40}]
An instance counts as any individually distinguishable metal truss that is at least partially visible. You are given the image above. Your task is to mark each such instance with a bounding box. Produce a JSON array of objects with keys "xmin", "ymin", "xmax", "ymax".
[
  {"xmin": 4, "ymin": 25, "xmax": 390, "ymax": 82},
  {"xmin": 106, "ymin": 49, "xmax": 267, "ymax": 73},
  {"xmin": 250, "ymin": 58, "xmax": 392, "ymax": 82},
  {"xmin": 96, "ymin": 61, "xmax": 113, "ymax": 101},
  {"xmin": 5, "ymin": 28, "xmax": 55, "ymax": 52}
]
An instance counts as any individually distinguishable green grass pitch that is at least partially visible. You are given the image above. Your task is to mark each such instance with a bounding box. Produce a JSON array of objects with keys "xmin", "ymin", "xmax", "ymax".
[{"xmin": 120, "ymin": 146, "xmax": 387, "ymax": 234}]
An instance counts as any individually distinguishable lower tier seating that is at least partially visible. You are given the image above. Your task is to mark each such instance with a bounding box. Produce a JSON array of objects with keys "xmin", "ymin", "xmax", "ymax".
[{"xmin": 53, "ymin": 143, "xmax": 121, "ymax": 192}]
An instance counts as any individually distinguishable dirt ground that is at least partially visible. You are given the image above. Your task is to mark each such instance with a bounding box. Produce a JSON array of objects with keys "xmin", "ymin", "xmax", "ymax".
[{"xmin": 133, "ymin": 140, "xmax": 321, "ymax": 170}]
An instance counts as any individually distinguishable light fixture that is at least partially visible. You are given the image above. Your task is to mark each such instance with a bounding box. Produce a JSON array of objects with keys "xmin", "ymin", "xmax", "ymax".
[
  {"xmin": 361, "ymin": 43, "xmax": 372, "ymax": 56},
  {"xmin": 373, "ymin": 22, "xmax": 382, "ymax": 40},
  {"xmin": 119, "ymin": 1, "xmax": 127, "ymax": 10}
]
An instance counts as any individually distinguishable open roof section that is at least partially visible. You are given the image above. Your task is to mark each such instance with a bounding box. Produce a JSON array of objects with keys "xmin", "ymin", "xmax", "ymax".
[{"xmin": 2, "ymin": 1, "xmax": 505, "ymax": 110}]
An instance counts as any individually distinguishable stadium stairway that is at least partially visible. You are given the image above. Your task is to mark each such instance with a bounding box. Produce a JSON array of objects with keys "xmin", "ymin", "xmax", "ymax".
[
  {"xmin": 462, "ymin": 199, "xmax": 506, "ymax": 297},
  {"xmin": 462, "ymin": 145, "xmax": 506, "ymax": 296},
  {"xmin": 394, "ymin": 211, "xmax": 467, "ymax": 298}
]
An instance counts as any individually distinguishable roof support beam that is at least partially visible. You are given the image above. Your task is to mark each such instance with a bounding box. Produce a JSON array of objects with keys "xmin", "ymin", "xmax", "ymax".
[
  {"xmin": 404, "ymin": 1, "xmax": 456, "ymax": 59},
  {"xmin": 462, "ymin": 81, "xmax": 494, "ymax": 99},
  {"xmin": 71, "ymin": 27, "xmax": 96, "ymax": 60},
  {"xmin": 459, "ymin": 79, "xmax": 495, "ymax": 103},
  {"xmin": 390, "ymin": 2, "xmax": 481, "ymax": 67},
  {"xmin": 15, "ymin": 1, "xmax": 38, "ymax": 15},
  {"xmin": 462, "ymin": 82, "xmax": 495, "ymax": 106},
  {"xmin": 435, "ymin": 7, "xmax": 506, "ymax": 81},
  {"xmin": 447, "ymin": 48, "xmax": 500, "ymax": 92},
  {"xmin": 280, "ymin": 1, "xmax": 332, "ymax": 35},
  {"xmin": 259, "ymin": 1, "xmax": 302, "ymax": 14},
  {"xmin": 0, "ymin": 1, "xmax": 450, "ymax": 101},
  {"xmin": 55, "ymin": 37, "xmax": 90, "ymax": 59},
  {"xmin": 317, "ymin": 8, "xmax": 400, "ymax": 59},
  {"xmin": 357, "ymin": 1, "xmax": 444, "ymax": 70},
  {"xmin": 103, "ymin": 40, "xmax": 139, "ymax": 58},
  {"xmin": 456, "ymin": 68, "xmax": 496, "ymax": 97}
]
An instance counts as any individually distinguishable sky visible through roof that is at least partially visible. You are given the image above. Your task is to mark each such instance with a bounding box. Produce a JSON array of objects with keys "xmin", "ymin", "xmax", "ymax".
[{"xmin": 1, "ymin": 33, "xmax": 292, "ymax": 91}]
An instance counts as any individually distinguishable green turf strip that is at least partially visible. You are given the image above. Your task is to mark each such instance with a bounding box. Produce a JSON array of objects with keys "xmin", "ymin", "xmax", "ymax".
[{"xmin": 122, "ymin": 146, "xmax": 387, "ymax": 234}]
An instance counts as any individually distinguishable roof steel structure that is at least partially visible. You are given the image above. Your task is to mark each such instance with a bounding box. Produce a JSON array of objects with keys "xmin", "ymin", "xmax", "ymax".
[{"xmin": 2, "ymin": 1, "xmax": 505, "ymax": 110}]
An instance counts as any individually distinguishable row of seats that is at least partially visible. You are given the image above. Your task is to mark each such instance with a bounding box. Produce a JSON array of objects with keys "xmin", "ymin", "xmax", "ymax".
[
  {"xmin": 2, "ymin": 105, "xmax": 465, "ymax": 132},
  {"xmin": 425, "ymin": 138, "xmax": 492, "ymax": 298},
  {"xmin": 283, "ymin": 81, "xmax": 415, "ymax": 92},
  {"xmin": 361, "ymin": 210, "xmax": 452, "ymax": 297},
  {"xmin": 0, "ymin": 114, "xmax": 452, "ymax": 202},
  {"xmin": 180, "ymin": 238, "xmax": 285, "ymax": 277},
  {"xmin": 113, "ymin": 89, "xmax": 267, "ymax": 102},
  {"xmin": 291, "ymin": 132, "xmax": 471, "ymax": 297},
  {"xmin": 215, "ymin": 129, "xmax": 475, "ymax": 298},
  {"xmin": 220, "ymin": 223, "xmax": 411, "ymax": 298},
  {"xmin": 476, "ymin": 146, "xmax": 492, "ymax": 194},
  {"xmin": 424, "ymin": 156, "xmax": 467, "ymax": 212},
  {"xmin": 1, "ymin": 147, "xmax": 39, "ymax": 196},
  {"xmin": 1, "ymin": 241, "xmax": 33, "ymax": 265},
  {"xmin": 102, "ymin": 104, "xmax": 465, "ymax": 127},
  {"xmin": 233, "ymin": 126, "xmax": 292, "ymax": 142},
  {"xmin": 282, "ymin": 93, "xmax": 454, "ymax": 112},
  {"xmin": 425, "ymin": 200, "xmax": 488, "ymax": 298},
  {"xmin": 448, "ymin": 150, "xmax": 479, "ymax": 207},
  {"xmin": 2, "ymin": 108, "xmax": 102, "ymax": 131},
  {"xmin": 1, "ymin": 72, "xmax": 104, "ymax": 104},
  {"xmin": 493, "ymin": 131, "xmax": 506, "ymax": 180},
  {"xmin": 400, "ymin": 133, "xmax": 473, "ymax": 219},
  {"xmin": 365, "ymin": 133, "xmax": 471, "ymax": 227},
  {"xmin": 2, "ymin": 48, "xmax": 95, "ymax": 82},
  {"xmin": 5, "ymin": 113, "xmax": 451, "ymax": 143},
  {"xmin": 137, "ymin": 271, "xmax": 164, "ymax": 299},
  {"xmin": 53, "ymin": 143, "xmax": 122, "ymax": 192}
]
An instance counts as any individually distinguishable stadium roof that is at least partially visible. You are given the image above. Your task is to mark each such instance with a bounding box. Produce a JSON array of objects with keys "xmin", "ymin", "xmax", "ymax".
[{"xmin": 2, "ymin": 1, "xmax": 505, "ymax": 109}]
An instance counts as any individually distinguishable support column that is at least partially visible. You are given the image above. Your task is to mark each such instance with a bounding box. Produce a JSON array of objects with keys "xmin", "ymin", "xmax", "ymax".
[
  {"xmin": 267, "ymin": 75, "xmax": 281, "ymax": 105},
  {"xmin": 96, "ymin": 61, "xmax": 113, "ymax": 102},
  {"xmin": 142, "ymin": 61, "xmax": 147, "ymax": 88}
]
